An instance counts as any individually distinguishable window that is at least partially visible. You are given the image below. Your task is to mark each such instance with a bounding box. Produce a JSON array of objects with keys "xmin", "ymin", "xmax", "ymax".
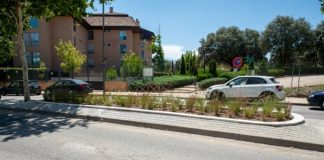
[
  {"xmin": 141, "ymin": 50, "xmax": 144, "ymax": 59},
  {"xmin": 246, "ymin": 78, "xmax": 267, "ymax": 85},
  {"xmin": 87, "ymin": 56, "xmax": 94, "ymax": 67},
  {"xmin": 26, "ymin": 52, "xmax": 40, "ymax": 67},
  {"xmin": 229, "ymin": 77, "xmax": 248, "ymax": 85},
  {"xmin": 141, "ymin": 41, "xmax": 145, "ymax": 49},
  {"xmin": 30, "ymin": 32, "xmax": 39, "ymax": 47},
  {"xmin": 120, "ymin": 31, "xmax": 126, "ymax": 40},
  {"xmin": 88, "ymin": 30, "xmax": 94, "ymax": 40},
  {"xmin": 120, "ymin": 44, "xmax": 127, "ymax": 54},
  {"xmin": 30, "ymin": 17, "xmax": 39, "ymax": 28},
  {"xmin": 87, "ymin": 44, "xmax": 94, "ymax": 54},
  {"xmin": 24, "ymin": 33, "xmax": 30, "ymax": 47}
]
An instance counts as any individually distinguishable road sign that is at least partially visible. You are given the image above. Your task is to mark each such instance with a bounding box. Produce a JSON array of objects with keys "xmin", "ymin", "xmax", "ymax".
[{"xmin": 232, "ymin": 56, "xmax": 243, "ymax": 68}]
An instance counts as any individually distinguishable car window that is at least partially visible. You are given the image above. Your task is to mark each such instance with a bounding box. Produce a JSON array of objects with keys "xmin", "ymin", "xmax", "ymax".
[
  {"xmin": 246, "ymin": 78, "xmax": 267, "ymax": 85},
  {"xmin": 270, "ymin": 78, "xmax": 279, "ymax": 84},
  {"xmin": 72, "ymin": 79, "xmax": 87, "ymax": 84},
  {"xmin": 230, "ymin": 77, "xmax": 248, "ymax": 85},
  {"xmin": 10, "ymin": 82, "xmax": 19, "ymax": 87},
  {"xmin": 63, "ymin": 80, "xmax": 73, "ymax": 86},
  {"xmin": 53, "ymin": 81, "xmax": 63, "ymax": 87}
]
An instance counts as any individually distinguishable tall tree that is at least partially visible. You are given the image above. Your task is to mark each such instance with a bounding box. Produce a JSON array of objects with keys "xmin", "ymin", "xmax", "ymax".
[
  {"xmin": 180, "ymin": 54, "xmax": 186, "ymax": 75},
  {"xmin": 321, "ymin": 0, "xmax": 324, "ymax": 13},
  {"xmin": 244, "ymin": 28, "xmax": 264, "ymax": 61},
  {"xmin": 0, "ymin": 0, "xmax": 108, "ymax": 101},
  {"xmin": 260, "ymin": 16, "xmax": 313, "ymax": 65},
  {"xmin": 55, "ymin": 40, "xmax": 86, "ymax": 78},
  {"xmin": 0, "ymin": 9, "xmax": 16, "ymax": 64},
  {"xmin": 151, "ymin": 34, "xmax": 164, "ymax": 72},
  {"xmin": 315, "ymin": 21, "xmax": 324, "ymax": 65}
]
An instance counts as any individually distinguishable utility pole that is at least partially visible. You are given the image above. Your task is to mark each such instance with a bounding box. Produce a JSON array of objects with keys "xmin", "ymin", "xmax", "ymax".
[{"xmin": 102, "ymin": 1, "xmax": 106, "ymax": 95}]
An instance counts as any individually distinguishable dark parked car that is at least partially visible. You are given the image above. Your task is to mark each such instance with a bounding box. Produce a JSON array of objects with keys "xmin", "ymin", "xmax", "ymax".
[
  {"xmin": 307, "ymin": 91, "xmax": 324, "ymax": 109},
  {"xmin": 1, "ymin": 80, "xmax": 41, "ymax": 96},
  {"xmin": 44, "ymin": 79, "xmax": 93, "ymax": 101}
]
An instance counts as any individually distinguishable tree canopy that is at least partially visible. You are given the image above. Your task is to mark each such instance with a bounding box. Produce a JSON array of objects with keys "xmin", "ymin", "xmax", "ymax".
[{"xmin": 261, "ymin": 16, "xmax": 314, "ymax": 65}]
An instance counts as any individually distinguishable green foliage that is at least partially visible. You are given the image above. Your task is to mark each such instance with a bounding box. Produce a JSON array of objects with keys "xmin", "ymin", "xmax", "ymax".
[
  {"xmin": 197, "ymin": 73, "xmax": 212, "ymax": 82},
  {"xmin": 267, "ymin": 69, "xmax": 285, "ymax": 77},
  {"xmin": 106, "ymin": 67, "xmax": 117, "ymax": 80},
  {"xmin": 257, "ymin": 60, "xmax": 268, "ymax": 75},
  {"xmin": 185, "ymin": 96, "xmax": 197, "ymax": 112},
  {"xmin": 55, "ymin": 40, "xmax": 86, "ymax": 78},
  {"xmin": 121, "ymin": 52, "xmax": 144, "ymax": 77},
  {"xmin": 321, "ymin": 0, "xmax": 324, "ymax": 13},
  {"xmin": 129, "ymin": 75, "xmax": 196, "ymax": 91},
  {"xmin": 261, "ymin": 16, "xmax": 314, "ymax": 65},
  {"xmin": 196, "ymin": 98, "xmax": 205, "ymax": 113},
  {"xmin": 0, "ymin": 36, "xmax": 15, "ymax": 64},
  {"xmin": 244, "ymin": 107, "xmax": 258, "ymax": 119},
  {"xmin": 207, "ymin": 100, "xmax": 222, "ymax": 115},
  {"xmin": 227, "ymin": 100, "xmax": 242, "ymax": 117},
  {"xmin": 198, "ymin": 27, "xmax": 264, "ymax": 66},
  {"xmin": 209, "ymin": 60, "xmax": 217, "ymax": 77},
  {"xmin": 152, "ymin": 34, "xmax": 164, "ymax": 72},
  {"xmin": 219, "ymin": 71, "xmax": 245, "ymax": 80},
  {"xmin": 198, "ymin": 78, "xmax": 227, "ymax": 89},
  {"xmin": 180, "ymin": 55, "xmax": 186, "ymax": 75}
]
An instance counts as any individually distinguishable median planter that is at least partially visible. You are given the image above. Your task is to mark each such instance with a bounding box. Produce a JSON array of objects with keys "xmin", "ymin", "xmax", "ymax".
[{"xmin": 104, "ymin": 80, "xmax": 128, "ymax": 91}]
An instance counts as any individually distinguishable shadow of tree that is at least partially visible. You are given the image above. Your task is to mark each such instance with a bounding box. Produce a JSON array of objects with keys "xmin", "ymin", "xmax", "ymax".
[{"xmin": 0, "ymin": 109, "xmax": 89, "ymax": 142}]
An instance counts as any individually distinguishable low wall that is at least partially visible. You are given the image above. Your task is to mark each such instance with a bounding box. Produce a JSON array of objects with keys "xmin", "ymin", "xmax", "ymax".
[{"xmin": 104, "ymin": 81, "xmax": 128, "ymax": 91}]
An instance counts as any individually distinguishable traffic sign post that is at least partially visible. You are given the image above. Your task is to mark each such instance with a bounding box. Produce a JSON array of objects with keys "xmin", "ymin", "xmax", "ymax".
[{"xmin": 232, "ymin": 56, "xmax": 243, "ymax": 72}]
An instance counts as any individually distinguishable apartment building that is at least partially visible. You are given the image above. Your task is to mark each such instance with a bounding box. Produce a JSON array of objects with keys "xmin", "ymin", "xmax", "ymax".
[{"xmin": 14, "ymin": 7, "xmax": 154, "ymax": 77}]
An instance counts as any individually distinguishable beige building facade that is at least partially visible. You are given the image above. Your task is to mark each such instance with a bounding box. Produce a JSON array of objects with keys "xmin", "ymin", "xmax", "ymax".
[{"xmin": 14, "ymin": 7, "xmax": 154, "ymax": 77}]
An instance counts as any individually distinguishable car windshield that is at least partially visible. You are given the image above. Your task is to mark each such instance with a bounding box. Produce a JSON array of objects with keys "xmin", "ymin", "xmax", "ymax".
[{"xmin": 71, "ymin": 79, "xmax": 88, "ymax": 84}]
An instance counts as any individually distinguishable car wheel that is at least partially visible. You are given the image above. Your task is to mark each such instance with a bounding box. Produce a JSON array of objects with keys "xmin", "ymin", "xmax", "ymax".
[
  {"xmin": 51, "ymin": 93, "xmax": 56, "ymax": 102},
  {"xmin": 259, "ymin": 92, "xmax": 275, "ymax": 100},
  {"xmin": 211, "ymin": 91, "xmax": 225, "ymax": 101},
  {"xmin": 320, "ymin": 100, "xmax": 324, "ymax": 109}
]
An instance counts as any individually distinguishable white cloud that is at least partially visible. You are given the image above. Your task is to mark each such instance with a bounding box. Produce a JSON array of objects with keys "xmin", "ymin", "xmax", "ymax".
[{"xmin": 162, "ymin": 44, "xmax": 184, "ymax": 61}]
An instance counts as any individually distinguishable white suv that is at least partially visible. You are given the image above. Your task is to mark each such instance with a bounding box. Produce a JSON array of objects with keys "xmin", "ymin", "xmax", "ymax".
[{"xmin": 205, "ymin": 76, "xmax": 285, "ymax": 100}]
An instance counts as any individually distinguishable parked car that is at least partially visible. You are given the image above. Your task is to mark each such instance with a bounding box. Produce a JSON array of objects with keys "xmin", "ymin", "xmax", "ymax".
[
  {"xmin": 307, "ymin": 91, "xmax": 324, "ymax": 109},
  {"xmin": 44, "ymin": 79, "xmax": 93, "ymax": 101},
  {"xmin": 1, "ymin": 80, "xmax": 41, "ymax": 96},
  {"xmin": 205, "ymin": 76, "xmax": 285, "ymax": 100}
]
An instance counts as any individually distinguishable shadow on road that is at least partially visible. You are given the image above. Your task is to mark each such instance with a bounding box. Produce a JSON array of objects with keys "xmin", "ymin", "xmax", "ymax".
[
  {"xmin": 309, "ymin": 107, "xmax": 324, "ymax": 111},
  {"xmin": 0, "ymin": 108, "xmax": 89, "ymax": 142}
]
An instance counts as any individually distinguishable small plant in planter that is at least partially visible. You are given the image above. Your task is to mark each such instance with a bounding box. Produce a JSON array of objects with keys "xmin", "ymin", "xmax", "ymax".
[
  {"xmin": 226, "ymin": 100, "xmax": 242, "ymax": 117},
  {"xmin": 125, "ymin": 96, "xmax": 135, "ymax": 107},
  {"xmin": 140, "ymin": 94, "xmax": 150, "ymax": 109},
  {"xmin": 196, "ymin": 98, "xmax": 205, "ymax": 114},
  {"xmin": 208, "ymin": 99, "xmax": 223, "ymax": 115},
  {"xmin": 262, "ymin": 99, "xmax": 275, "ymax": 119},
  {"xmin": 160, "ymin": 97, "xmax": 172, "ymax": 111},
  {"xmin": 115, "ymin": 95, "xmax": 126, "ymax": 107},
  {"xmin": 244, "ymin": 107, "xmax": 258, "ymax": 119},
  {"xmin": 186, "ymin": 96, "xmax": 197, "ymax": 112},
  {"xmin": 147, "ymin": 96, "xmax": 157, "ymax": 110},
  {"xmin": 171, "ymin": 98, "xmax": 182, "ymax": 111}
]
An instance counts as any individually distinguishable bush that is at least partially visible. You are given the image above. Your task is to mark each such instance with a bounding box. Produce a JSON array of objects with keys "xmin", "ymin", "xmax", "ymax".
[
  {"xmin": 219, "ymin": 71, "xmax": 245, "ymax": 80},
  {"xmin": 197, "ymin": 73, "xmax": 212, "ymax": 81},
  {"xmin": 129, "ymin": 75, "xmax": 196, "ymax": 91},
  {"xmin": 198, "ymin": 78, "xmax": 227, "ymax": 89},
  {"xmin": 257, "ymin": 60, "xmax": 268, "ymax": 75},
  {"xmin": 121, "ymin": 52, "xmax": 144, "ymax": 77},
  {"xmin": 268, "ymin": 69, "xmax": 285, "ymax": 77},
  {"xmin": 106, "ymin": 67, "xmax": 117, "ymax": 80},
  {"xmin": 209, "ymin": 61, "xmax": 217, "ymax": 77}
]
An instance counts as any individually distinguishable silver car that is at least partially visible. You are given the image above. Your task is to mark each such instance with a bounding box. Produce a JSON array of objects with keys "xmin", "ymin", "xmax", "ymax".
[{"xmin": 205, "ymin": 76, "xmax": 285, "ymax": 100}]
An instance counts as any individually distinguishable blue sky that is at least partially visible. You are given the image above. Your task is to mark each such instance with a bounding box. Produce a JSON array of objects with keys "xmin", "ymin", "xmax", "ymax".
[{"xmin": 87, "ymin": 0, "xmax": 323, "ymax": 60}]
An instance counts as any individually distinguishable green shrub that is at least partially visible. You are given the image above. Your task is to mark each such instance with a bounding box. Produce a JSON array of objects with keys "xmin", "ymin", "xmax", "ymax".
[
  {"xmin": 209, "ymin": 61, "xmax": 217, "ymax": 77},
  {"xmin": 227, "ymin": 100, "xmax": 242, "ymax": 116},
  {"xmin": 172, "ymin": 98, "xmax": 182, "ymax": 110},
  {"xmin": 208, "ymin": 100, "xmax": 222, "ymax": 115},
  {"xmin": 262, "ymin": 99, "xmax": 274, "ymax": 118},
  {"xmin": 268, "ymin": 69, "xmax": 285, "ymax": 77},
  {"xmin": 106, "ymin": 67, "xmax": 117, "ymax": 80},
  {"xmin": 257, "ymin": 60, "xmax": 268, "ymax": 75},
  {"xmin": 121, "ymin": 52, "xmax": 144, "ymax": 77},
  {"xmin": 198, "ymin": 78, "xmax": 227, "ymax": 89},
  {"xmin": 197, "ymin": 73, "xmax": 212, "ymax": 81},
  {"xmin": 219, "ymin": 71, "xmax": 244, "ymax": 80},
  {"xmin": 129, "ymin": 75, "xmax": 196, "ymax": 91},
  {"xmin": 185, "ymin": 96, "xmax": 197, "ymax": 112},
  {"xmin": 196, "ymin": 98, "xmax": 205, "ymax": 113}
]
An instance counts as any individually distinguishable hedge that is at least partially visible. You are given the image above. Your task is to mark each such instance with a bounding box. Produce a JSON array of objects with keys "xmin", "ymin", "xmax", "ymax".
[
  {"xmin": 129, "ymin": 75, "xmax": 196, "ymax": 91},
  {"xmin": 268, "ymin": 69, "xmax": 285, "ymax": 77},
  {"xmin": 198, "ymin": 78, "xmax": 228, "ymax": 89},
  {"xmin": 219, "ymin": 71, "xmax": 245, "ymax": 80},
  {"xmin": 197, "ymin": 73, "xmax": 212, "ymax": 81}
]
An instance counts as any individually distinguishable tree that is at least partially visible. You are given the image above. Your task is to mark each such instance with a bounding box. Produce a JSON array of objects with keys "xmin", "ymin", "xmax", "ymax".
[
  {"xmin": 321, "ymin": 0, "xmax": 324, "ymax": 13},
  {"xmin": 244, "ymin": 29, "xmax": 264, "ymax": 61},
  {"xmin": 209, "ymin": 60, "xmax": 217, "ymax": 77},
  {"xmin": 0, "ymin": 9, "xmax": 16, "ymax": 64},
  {"xmin": 314, "ymin": 21, "xmax": 324, "ymax": 65},
  {"xmin": 260, "ymin": 16, "xmax": 314, "ymax": 65},
  {"xmin": 151, "ymin": 34, "xmax": 164, "ymax": 72},
  {"xmin": 121, "ymin": 52, "xmax": 144, "ymax": 77},
  {"xmin": 180, "ymin": 54, "xmax": 186, "ymax": 75},
  {"xmin": 0, "ymin": 0, "xmax": 108, "ymax": 101},
  {"xmin": 257, "ymin": 60, "xmax": 268, "ymax": 75},
  {"xmin": 55, "ymin": 40, "xmax": 86, "ymax": 78}
]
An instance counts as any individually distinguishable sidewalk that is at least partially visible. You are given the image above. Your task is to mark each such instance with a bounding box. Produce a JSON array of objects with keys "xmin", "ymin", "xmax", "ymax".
[{"xmin": 0, "ymin": 99, "xmax": 323, "ymax": 152}]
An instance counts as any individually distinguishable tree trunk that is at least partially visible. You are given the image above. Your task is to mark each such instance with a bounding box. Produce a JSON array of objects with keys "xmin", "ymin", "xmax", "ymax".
[{"xmin": 17, "ymin": 3, "xmax": 30, "ymax": 101}]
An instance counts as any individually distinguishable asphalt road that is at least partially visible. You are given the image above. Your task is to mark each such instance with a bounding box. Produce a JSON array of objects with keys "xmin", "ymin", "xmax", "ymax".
[
  {"xmin": 292, "ymin": 105, "xmax": 324, "ymax": 120},
  {"xmin": 0, "ymin": 110, "xmax": 324, "ymax": 160}
]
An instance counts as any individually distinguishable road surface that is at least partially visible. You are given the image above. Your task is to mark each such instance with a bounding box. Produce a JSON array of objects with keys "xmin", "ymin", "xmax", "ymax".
[{"xmin": 0, "ymin": 110, "xmax": 323, "ymax": 160}]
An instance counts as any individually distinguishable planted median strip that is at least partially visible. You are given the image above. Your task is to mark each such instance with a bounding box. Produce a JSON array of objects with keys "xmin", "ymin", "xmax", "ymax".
[{"xmin": 48, "ymin": 93, "xmax": 294, "ymax": 123}]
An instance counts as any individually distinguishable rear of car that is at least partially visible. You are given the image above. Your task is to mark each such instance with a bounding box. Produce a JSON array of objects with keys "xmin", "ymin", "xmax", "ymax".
[
  {"xmin": 1, "ymin": 80, "xmax": 41, "ymax": 95},
  {"xmin": 307, "ymin": 91, "xmax": 324, "ymax": 109}
]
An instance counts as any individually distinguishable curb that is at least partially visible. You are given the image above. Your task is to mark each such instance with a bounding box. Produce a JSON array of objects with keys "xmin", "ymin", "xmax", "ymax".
[{"xmin": 0, "ymin": 105, "xmax": 323, "ymax": 152}]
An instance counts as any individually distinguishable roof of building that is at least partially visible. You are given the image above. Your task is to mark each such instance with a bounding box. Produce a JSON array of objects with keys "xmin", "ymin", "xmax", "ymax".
[{"xmin": 84, "ymin": 13, "xmax": 139, "ymax": 27}]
